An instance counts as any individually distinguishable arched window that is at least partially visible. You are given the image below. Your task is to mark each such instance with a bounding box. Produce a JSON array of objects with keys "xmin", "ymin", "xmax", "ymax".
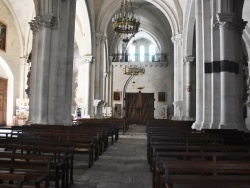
[
  {"xmin": 149, "ymin": 44, "xmax": 156, "ymax": 62},
  {"xmin": 140, "ymin": 45, "xmax": 145, "ymax": 62},
  {"xmin": 128, "ymin": 44, "xmax": 135, "ymax": 62}
]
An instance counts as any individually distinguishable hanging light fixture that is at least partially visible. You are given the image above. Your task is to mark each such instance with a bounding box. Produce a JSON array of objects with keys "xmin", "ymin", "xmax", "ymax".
[
  {"xmin": 112, "ymin": 0, "xmax": 140, "ymax": 43},
  {"xmin": 123, "ymin": 63, "xmax": 145, "ymax": 75}
]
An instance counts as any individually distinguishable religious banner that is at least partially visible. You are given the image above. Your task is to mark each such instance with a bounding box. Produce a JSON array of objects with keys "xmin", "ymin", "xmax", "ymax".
[{"xmin": 0, "ymin": 21, "xmax": 6, "ymax": 51}]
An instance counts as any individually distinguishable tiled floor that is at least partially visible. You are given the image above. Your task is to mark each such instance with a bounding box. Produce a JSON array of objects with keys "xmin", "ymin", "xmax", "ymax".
[{"xmin": 70, "ymin": 124, "xmax": 152, "ymax": 188}]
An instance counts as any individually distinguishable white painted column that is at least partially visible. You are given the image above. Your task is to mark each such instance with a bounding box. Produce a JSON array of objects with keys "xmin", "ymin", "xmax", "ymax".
[
  {"xmin": 95, "ymin": 33, "xmax": 106, "ymax": 117},
  {"xmin": 172, "ymin": 34, "xmax": 183, "ymax": 120},
  {"xmin": 192, "ymin": 0, "xmax": 204, "ymax": 129},
  {"xmin": 74, "ymin": 56, "xmax": 93, "ymax": 118},
  {"xmin": 172, "ymin": 36, "xmax": 178, "ymax": 119},
  {"xmin": 217, "ymin": 13, "xmax": 235, "ymax": 128},
  {"xmin": 103, "ymin": 72, "xmax": 108, "ymax": 105},
  {"xmin": 184, "ymin": 56, "xmax": 194, "ymax": 120},
  {"xmin": 201, "ymin": 0, "xmax": 212, "ymax": 128},
  {"xmin": 19, "ymin": 57, "xmax": 27, "ymax": 99},
  {"xmin": 210, "ymin": 18, "xmax": 221, "ymax": 129}
]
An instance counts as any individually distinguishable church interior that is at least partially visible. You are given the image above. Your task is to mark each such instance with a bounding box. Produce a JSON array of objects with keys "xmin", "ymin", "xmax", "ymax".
[{"xmin": 0, "ymin": 0, "xmax": 250, "ymax": 187}]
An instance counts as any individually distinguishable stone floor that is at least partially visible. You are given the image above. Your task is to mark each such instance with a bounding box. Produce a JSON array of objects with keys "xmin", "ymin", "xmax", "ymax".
[{"xmin": 70, "ymin": 124, "xmax": 152, "ymax": 188}]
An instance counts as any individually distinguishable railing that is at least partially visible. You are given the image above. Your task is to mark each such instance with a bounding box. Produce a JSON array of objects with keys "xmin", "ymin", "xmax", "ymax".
[{"xmin": 111, "ymin": 53, "xmax": 168, "ymax": 62}]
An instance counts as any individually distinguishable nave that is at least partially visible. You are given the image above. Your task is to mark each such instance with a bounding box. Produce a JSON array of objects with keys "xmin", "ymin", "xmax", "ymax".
[{"xmin": 71, "ymin": 125, "xmax": 152, "ymax": 188}]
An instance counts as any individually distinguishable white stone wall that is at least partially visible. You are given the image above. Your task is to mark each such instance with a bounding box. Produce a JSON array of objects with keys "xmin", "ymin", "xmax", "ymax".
[
  {"xmin": 0, "ymin": 0, "xmax": 22, "ymax": 124},
  {"xmin": 112, "ymin": 62, "xmax": 172, "ymax": 119}
]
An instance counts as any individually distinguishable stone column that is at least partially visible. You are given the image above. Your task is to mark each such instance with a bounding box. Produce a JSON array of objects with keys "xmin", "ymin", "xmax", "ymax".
[
  {"xmin": 103, "ymin": 72, "xmax": 108, "ymax": 105},
  {"xmin": 19, "ymin": 57, "xmax": 27, "ymax": 99},
  {"xmin": 233, "ymin": 18, "xmax": 247, "ymax": 130},
  {"xmin": 74, "ymin": 56, "xmax": 93, "ymax": 118},
  {"xmin": 202, "ymin": 0, "xmax": 212, "ymax": 128},
  {"xmin": 192, "ymin": 0, "xmax": 204, "ymax": 129},
  {"xmin": 95, "ymin": 33, "xmax": 107, "ymax": 118},
  {"xmin": 210, "ymin": 18, "xmax": 221, "ymax": 129},
  {"xmin": 29, "ymin": 0, "xmax": 76, "ymax": 125},
  {"xmin": 217, "ymin": 13, "xmax": 235, "ymax": 128},
  {"xmin": 172, "ymin": 33, "xmax": 183, "ymax": 120},
  {"xmin": 172, "ymin": 36, "xmax": 178, "ymax": 119},
  {"xmin": 184, "ymin": 56, "xmax": 194, "ymax": 120}
]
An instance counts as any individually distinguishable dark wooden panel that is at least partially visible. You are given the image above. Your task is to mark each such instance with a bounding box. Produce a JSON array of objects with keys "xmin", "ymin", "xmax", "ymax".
[
  {"xmin": 0, "ymin": 78, "xmax": 7, "ymax": 126},
  {"xmin": 125, "ymin": 92, "xmax": 154, "ymax": 124}
]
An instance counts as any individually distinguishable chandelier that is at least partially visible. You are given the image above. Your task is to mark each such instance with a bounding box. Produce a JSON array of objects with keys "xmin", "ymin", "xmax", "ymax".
[
  {"xmin": 123, "ymin": 64, "xmax": 145, "ymax": 75},
  {"xmin": 112, "ymin": 0, "xmax": 140, "ymax": 43}
]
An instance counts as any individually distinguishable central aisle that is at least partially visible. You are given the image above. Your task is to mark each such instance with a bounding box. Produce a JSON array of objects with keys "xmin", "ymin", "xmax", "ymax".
[{"xmin": 71, "ymin": 125, "xmax": 152, "ymax": 188}]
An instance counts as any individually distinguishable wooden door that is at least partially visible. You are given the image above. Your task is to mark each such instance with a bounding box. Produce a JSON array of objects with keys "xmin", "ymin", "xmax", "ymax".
[
  {"xmin": 0, "ymin": 78, "xmax": 7, "ymax": 126},
  {"xmin": 125, "ymin": 92, "xmax": 154, "ymax": 124},
  {"xmin": 114, "ymin": 104, "xmax": 121, "ymax": 118}
]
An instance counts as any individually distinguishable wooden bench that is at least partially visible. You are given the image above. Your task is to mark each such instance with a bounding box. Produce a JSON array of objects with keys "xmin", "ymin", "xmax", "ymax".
[
  {"xmin": 164, "ymin": 160, "xmax": 250, "ymax": 188},
  {"xmin": 0, "ymin": 138, "xmax": 74, "ymax": 188},
  {"xmin": 0, "ymin": 173, "xmax": 26, "ymax": 188},
  {"xmin": 148, "ymin": 136, "xmax": 224, "ymax": 167},
  {"xmin": 8, "ymin": 126, "xmax": 99, "ymax": 168},
  {"xmin": 0, "ymin": 152, "xmax": 52, "ymax": 188},
  {"xmin": 153, "ymin": 151, "xmax": 250, "ymax": 188}
]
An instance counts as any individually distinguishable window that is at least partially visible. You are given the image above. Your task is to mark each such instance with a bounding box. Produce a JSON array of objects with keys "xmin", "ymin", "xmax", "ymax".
[
  {"xmin": 140, "ymin": 45, "xmax": 145, "ymax": 62},
  {"xmin": 128, "ymin": 44, "xmax": 135, "ymax": 62},
  {"xmin": 149, "ymin": 45, "xmax": 156, "ymax": 62}
]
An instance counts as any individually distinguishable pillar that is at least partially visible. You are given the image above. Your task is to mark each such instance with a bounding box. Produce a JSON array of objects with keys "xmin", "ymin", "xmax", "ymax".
[
  {"xmin": 95, "ymin": 33, "xmax": 107, "ymax": 117},
  {"xmin": 19, "ymin": 57, "xmax": 27, "ymax": 99},
  {"xmin": 184, "ymin": 56, "xmax": 194, "ymax": 120},
  {"xmin": 210, "ymin": 17, "xmax": 221, "ymax": 129},
  {"xmin": 192, "ymin": 0, "xmax": 204, "ymax": 129},
  {"xmin": 29, "ymin": 0, "xmax": 76, "ymax": 125},
  {"xmin": 172, "ymin": 33, "xmax": 183, "ymax": 120},
  {"xmin": 233, "ymin": 17, "xmax": 247, "ymax": 130},
  {"xmin": 74, "ymin": 56, "xmax": 93, "ymax": 118},
  {"xmin": 202, "ymin": 0, "xmax": 212, "ymax": 128},
  {"xmin": 217, "ymin": 13, "xmax": 235, "ymax": 128}
]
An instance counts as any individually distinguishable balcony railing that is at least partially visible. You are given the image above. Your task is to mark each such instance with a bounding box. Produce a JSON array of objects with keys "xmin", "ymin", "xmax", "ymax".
[{"xmin": 111, "ymin": 53, "xmax": 168, "ymax": 62}]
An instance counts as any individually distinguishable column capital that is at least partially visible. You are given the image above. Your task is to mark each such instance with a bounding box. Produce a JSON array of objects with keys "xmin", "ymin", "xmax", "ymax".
[
  {"xmin": 217, "ymin": 13, "xmax": 235, "ymax": 23},
  {"xmin": 232, "ymin": 18, "xmax": 248, "ymax": 34},
  {"xmin": 20, "ymin": 57, "xmax": 27, "ymax": 65},
  {"xmin": 96, "ymin": 33, "xmax": 107, "ymax": 46},
  {"xmin": 171, "ymin": 33, "xmax": 183, "ymax": 45},
  {"xmin": 103, "ymin": 72, "xmax": 108, "ymax": 78},
  {"xmin": 184, "ymin": 56, "xmax": 195, "ymax": 63},
  {"xmin": 29, "ymin": 15, "xmax": 58, "ymax": 34},
  {"xmin": 212, "ymin": 18, "xmax": 220, "ymax": 30},
  {"xmin": 74, "ymin": 56, "xmax": 93, "ymax": 66}
]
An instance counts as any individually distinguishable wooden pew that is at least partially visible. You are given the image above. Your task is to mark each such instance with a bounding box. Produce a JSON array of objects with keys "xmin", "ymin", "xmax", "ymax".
[
  {"xmin": 164, "ymin": 160, "xmax": 250, "ymax": 188},
  {"xmin": 0, "ymin": 138, "xmax": 74, "ymax": 188},
  {"xmin": 0, "ymin": 152, "xmax": 52, "ymax": 188},
  {"xmin": 148, "ymin": 136, "xmax": 224, "ymax": 167},
  {"xmin": 0, "ymin": 173, "xmax": 26, "ymax": 188},
  {"xmin": 153, "ymin": 151, "xmax": 250, "ymax": 188},
  {"xmin": 8, "ymin": 125, "xmax": 100, "ymax": 167},
  {"xmin": 28, "ymin": 124, "xmax": 109, "ymax": 154}
]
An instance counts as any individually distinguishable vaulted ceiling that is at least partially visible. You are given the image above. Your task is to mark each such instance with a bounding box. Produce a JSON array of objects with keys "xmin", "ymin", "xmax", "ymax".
[{"xmin": 2, "ymin": 0, "xmax": 250, "ymax": 57}]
